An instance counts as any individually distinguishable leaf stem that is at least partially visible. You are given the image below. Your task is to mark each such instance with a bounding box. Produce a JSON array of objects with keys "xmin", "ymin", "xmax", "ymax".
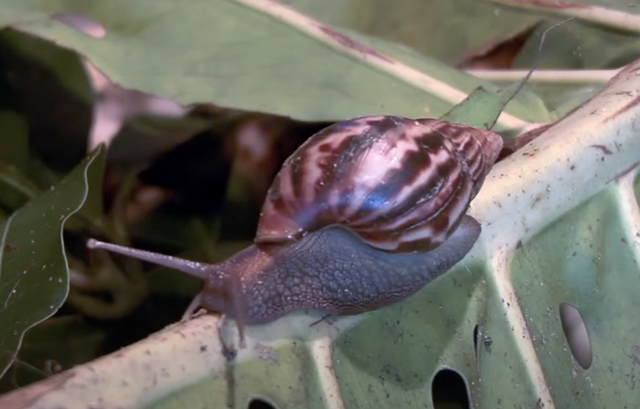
[
  {"xmin": 236, "ymin": 0, "xmax": 531, "ymax": 130},
  {"xmin": 467, "ymin": 68, "xmax": 620, "ymax": 84}
]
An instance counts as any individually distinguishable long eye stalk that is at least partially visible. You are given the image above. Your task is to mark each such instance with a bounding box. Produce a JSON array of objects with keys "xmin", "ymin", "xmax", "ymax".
[{"xmin": 87, "ymin": 239, "xmax": 212, "ymax": 280}]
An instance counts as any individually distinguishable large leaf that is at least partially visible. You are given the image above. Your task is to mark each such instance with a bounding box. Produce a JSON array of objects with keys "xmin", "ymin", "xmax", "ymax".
[
  {"xmin": 0, "ymin": 0, "xmax": 549, "ymax": 128},
  {"xmin": 281, "ymin": 0, "xmax": 640, "ymax": 69},
  {"xmin": 276, "ymin": 0, "xmax": 542, "ymax": 66},
  {"xmin": 276, "ymin": 0, "xmax": 640, "ymax": 118},
  {"xmin": 0, "ymin": 146, "xmax": 106, "ymax": 378}
]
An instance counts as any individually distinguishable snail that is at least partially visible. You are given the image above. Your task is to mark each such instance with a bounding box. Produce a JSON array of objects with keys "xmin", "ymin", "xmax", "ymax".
[{"xmin": 87, "ymin": 115, "xmax": 503, "ymax": 343}]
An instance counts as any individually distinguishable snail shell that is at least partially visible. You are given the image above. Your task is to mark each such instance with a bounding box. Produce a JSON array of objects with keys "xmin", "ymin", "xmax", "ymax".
[{"xmin": 256, "ymin": 115, "xmax": 503, "ymax": 252}]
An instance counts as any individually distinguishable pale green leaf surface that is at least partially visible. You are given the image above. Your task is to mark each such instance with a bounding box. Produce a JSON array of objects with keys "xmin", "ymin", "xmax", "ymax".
[
  {"xmin": 441, "ymin": 71, "xmax": 541, "ymax": 129},
  {"xmin": 277, "ymin": 0, "xmax": 541, "ymax": 66},
  {"xmin": 508, "ymin": 189, "xmax": 640, "ymax": 408},
  {"xmin": 281, "ymin": 0, "xmax": 640, "ymax": 117},
  {"xmin": 514, "ymin": 18, "xmax": 640, "ymax": 70},
  {"xmin": 0, "ymin": 146, "xmax": 106, "ymax": 379},
  {"xmin": 0, "ymin": 0, "xmax": 549, "ymax": 127},
  {"xmin": 441, "ymin": 86, "xmax": 507, "ymax": 128}
]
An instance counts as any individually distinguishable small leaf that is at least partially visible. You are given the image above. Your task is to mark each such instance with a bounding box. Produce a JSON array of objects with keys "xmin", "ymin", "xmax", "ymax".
[
  {"xmin": 440, "ymin": 86, "xmax": 506, "ymax": 128},
  {"xmin": 0, "ymin": 145, "xmax": 107, "ymax": 378},
  {"xmin": 441, "ymin": 68, "xmax": 544, "ymax": 130}
]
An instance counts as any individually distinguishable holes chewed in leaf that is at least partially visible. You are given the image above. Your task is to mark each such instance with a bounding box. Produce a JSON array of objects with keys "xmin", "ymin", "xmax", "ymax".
[
  {"xmin": 473, "ymin": 324, "xmax": 492, "ymax": 358},
  {"xmin": 473, "ymin": 324, "xmax": 479, "ymax": 357},
  {"xmin": 51, "ymin": 13, "xmax": 106, "ymax": 38},
  {"xmin": 247, "ymin": 397, "xmax": 277, "ymax": 409},
  {"xmin": 559, "ymin": 302, "xmax": 593, "ymax": 369},
  {"xmin": 431, "ymin": 368, "xmax": 471, "ymax": 409}
]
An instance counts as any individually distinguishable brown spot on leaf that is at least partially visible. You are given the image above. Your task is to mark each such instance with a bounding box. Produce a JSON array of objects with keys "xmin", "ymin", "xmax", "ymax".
[
  {"xmin": 317, "ymin": 25, "xmax": 394, "ymax": 64},
  {"xmin": 628, "ymin": 348, "xmax": 640, "ymax": 366},
  {"xmin": 590, "ymin": 144, "xmax": 613, "ymax": 155},
  {"xmin": 607, "ymin": 161, "xmax": 640, "ymax": 184},
  {"xmin": 606, "ymin": 94, "xmax": 640, "ymax": 123}
]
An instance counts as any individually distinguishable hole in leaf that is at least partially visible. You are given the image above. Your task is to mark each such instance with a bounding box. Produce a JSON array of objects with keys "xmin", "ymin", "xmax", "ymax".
[
  {"xmin": 473, "ymin": 324, "xmax": 479, "ymax": 357},
  {"xmin": 247, "ymin": 397, "xmax": 277, "ymax": 409},
  {"xmin": 559, "ymin": 302, "xmax": 593, "ymax": 369},
  {"xmin": 51, "ymin": 13, "xmax": 106, "ymax": 38},
  {"xmin": 431, "ymin": 368, "xmax": 471, "ymax": 409}
]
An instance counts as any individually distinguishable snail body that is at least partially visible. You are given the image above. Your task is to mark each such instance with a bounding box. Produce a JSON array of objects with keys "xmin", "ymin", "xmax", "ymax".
[
  {"xmin": 197, "ymin": 217, "xmax": 480, "ymax": 325},
  {"xmin": 87, "ymin": 115, "xmax": 503, "ymax": 340}
]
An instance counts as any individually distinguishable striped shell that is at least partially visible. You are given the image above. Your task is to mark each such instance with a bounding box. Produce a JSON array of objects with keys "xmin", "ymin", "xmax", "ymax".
[{"xmin": 255, "ymin": 115, "xmax": 503, "ymax": 252}]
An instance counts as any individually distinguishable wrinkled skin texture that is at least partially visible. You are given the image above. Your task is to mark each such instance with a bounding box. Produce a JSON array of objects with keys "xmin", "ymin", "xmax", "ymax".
[{"xmin": 198, "ymin": 215, "xmax": 481, "ymax": 325}]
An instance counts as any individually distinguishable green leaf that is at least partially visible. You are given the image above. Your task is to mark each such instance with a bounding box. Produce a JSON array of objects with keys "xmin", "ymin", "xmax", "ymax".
[
  {"xmin": 441, "ymin": 73, "xmax": 544, "ymax": 130},
  {"xmin": 0, "ymin": 0, "xmax": 549, "ymax": 128},
  {"xmin": 0, "ymin": 111, "xmax": 31, "ymax": 212},
  {"xmin": 507, "ymin": 190, "xmax": 640, "ymax": 409},
  {"xmin": 0, "ymin": 162, "xmax": 41, "ymax": 210},
  {"xmin": 514, "ymin": 17, "xmax": 640, "ymax": 70},
  {"xmin": 0, "ymin": 29, "xmax": 93, "ymax": 104},
  {"xmin": 275, "ymin": 0, "xmax": 542, "ymax": 66},
  {"xmin": 440, "ymin": 86, "xmax": 506, "ymax": 128},
  {"xmin": 0, "ymin": 111, "xmax": 29, "ymax": 172},
  {"xmin": 0, "ymin": 145, "xmax": 106, "ymax": 378}
]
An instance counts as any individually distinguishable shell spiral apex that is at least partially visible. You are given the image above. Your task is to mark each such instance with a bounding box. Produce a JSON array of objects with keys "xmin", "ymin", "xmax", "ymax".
[{"xmin": 255, "ymin": 115, "xmax": 503, "ymax": 252}]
